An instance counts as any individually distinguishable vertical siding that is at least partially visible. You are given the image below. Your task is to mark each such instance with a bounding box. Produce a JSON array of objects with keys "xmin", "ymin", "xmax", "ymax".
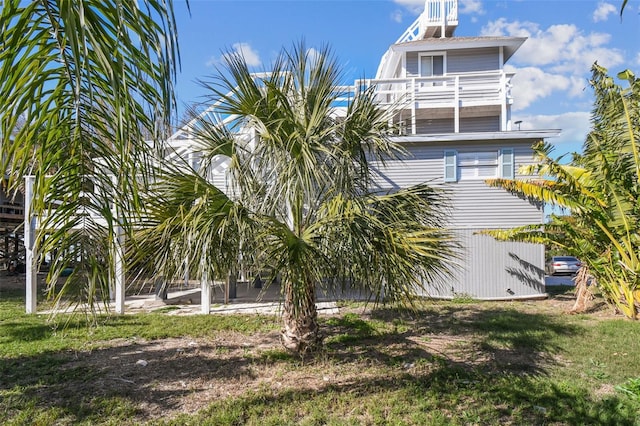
[
  {"xmin": 371, "ymin": 138, "xmax": 546, "ymax": 299},
  {"xmin": 418, "ymin": 228, "xmax": 546, "ymax": 299}
]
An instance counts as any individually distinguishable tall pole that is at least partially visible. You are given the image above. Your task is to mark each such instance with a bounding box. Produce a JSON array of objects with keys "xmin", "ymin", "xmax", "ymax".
[
  {"xmin": 112, "ymin": 175, "xmax": 125, "ymax": 314},
  {"xmin": 24, "ymin": 176, "xmax": 37, "ymax": 314}
]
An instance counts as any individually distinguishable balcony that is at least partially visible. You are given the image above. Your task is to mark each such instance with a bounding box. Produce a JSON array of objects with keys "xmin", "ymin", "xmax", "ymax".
[{"xmin": 355, "ymin": 70, "xmax": 514, "ymax": 135}]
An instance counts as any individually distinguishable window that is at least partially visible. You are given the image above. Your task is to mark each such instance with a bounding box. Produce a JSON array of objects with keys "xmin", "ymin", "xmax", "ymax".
[
  {"xmin": 444, "ymin": 150, "xmax": 457, "ymax": 182},
  {"xmin": 458, "ymin": 151, "xmax": 498, "ymax": 179},
  {"xmin": 419, "ymin": 54, "xmax": 444, "ymax": 77},
  {"xmin": 444, "ymin": 148, "xmax": 515, "ymax": 182},
  {"xmin": 500, "ymin": 148, "xmax": 514, "ymax": 179}
]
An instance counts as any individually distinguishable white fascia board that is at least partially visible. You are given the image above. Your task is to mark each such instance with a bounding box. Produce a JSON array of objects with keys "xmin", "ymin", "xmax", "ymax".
[
  {"xmin": 391, "ymin": 37, "xmax": 526, "ymax": 62},
  {"xmin": 390, "ymin": 129, "xmax": 561, "ymax": 143}
]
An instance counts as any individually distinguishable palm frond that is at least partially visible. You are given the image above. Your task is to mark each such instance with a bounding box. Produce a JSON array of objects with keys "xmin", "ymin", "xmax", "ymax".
[{"xmin": 0, "ymin": 0, "xmax": 182, "ymax": 312}]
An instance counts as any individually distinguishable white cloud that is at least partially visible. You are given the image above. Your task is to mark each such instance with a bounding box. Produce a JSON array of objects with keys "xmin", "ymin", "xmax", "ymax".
[
  {"xmin": 206, "ymin": 42, "xmax": 262, "ymax": 68},
  {"xmin": 391, "ymin": 10, "xmax": 404, "ymax": 23},
  {"xmin": 306, "ymin": 47, "xmax": 321, "ymax": 64},
  {"xmin": 508, "ymin": 66, "xmax": 571, "ymax": 111},
  {"xmin": 592, "ymin": 2, "xmax": 617, "ymax": 22},
  {"xmin": 392, "ymin": 0, "xmax": 423, "ymax": 14},
  {"xmin": 459, "ymin": 0, "xmax": 485, "ymax": 15},
  {"xmin": 635, "ymin": 52, "xmax": 640, "ymax": 67},
  {"xmin": 393, "ymin": 0, "xmax": 485, "ymax": 16},
  {"xmin": 482, "ymin": 19, "xmax": 624, "ymax": 75},
  {"xmin": 517, "ymin": 112, "xmax": 591, "ymax": 151}
]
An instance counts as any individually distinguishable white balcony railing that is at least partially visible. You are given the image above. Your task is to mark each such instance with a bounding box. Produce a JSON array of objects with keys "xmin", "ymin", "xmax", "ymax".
[
  {"xmin": 397, "ymin": 0, "xmax": 459, "ymax": 43},
  {"xmin": 360, "ymin": 70, "xmax": 511, "ymax": 108},
  {"xmin": 352, "ymin": 70, "xmax": 513, "ymax": 134},
  {"xmin": 423, "ymin": 0, "xmax": 458, "ymax": 25}
]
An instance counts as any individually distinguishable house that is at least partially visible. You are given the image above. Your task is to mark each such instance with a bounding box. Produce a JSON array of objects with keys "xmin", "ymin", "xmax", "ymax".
[
  {"xmin": 362, "ymin": 0, "xmax": 559, "ymax": 299},
  {"xmin": 163, "ymin": 0, "xmax": 559, "ymax": 302},
  {"xmin": 20, "ymin": 1, "xmax": 560, "ymax": 316}
]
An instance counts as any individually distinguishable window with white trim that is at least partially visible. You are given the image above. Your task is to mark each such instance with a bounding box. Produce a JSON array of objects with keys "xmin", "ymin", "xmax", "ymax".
[
  {"xmin": 444, "ymin": 150, "xmax": 457, "ymax": 182},
  {"xmin": 458, "ymin": 151, "xmax": 498, "ymax": 179},
  {"xmin": 419, "ymin": 53, "xmax": 445, "ymax": 77},
  {"xmin": 443, "ymin": 148, "xmax": 515, "ymax": 182},
  {"xmin": 500, "ymin": 148, "xmax": 514, "ymax": 179}
]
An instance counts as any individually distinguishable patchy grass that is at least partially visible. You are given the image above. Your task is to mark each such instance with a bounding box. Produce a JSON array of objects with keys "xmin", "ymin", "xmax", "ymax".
[{"xmin": 1, "ymin": 285, "xmax": 640, "ymax": 425}]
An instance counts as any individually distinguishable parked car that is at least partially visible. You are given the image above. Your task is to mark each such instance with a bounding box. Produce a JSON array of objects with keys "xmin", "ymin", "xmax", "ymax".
[{"xmin": 546, "ymin": 256, "xmax": 582, "ymax": 276}]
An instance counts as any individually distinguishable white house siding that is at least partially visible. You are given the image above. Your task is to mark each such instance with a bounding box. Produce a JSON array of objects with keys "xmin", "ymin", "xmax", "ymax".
[
  {"xmin": 371, "ymin": 141, "xmax": 542, "ymax": 227},
  {"xmin": 447, "ymin": 48, "xmax": 500, "ymax": 73},
  {"xmin": 405, "ymin": 48, "xmax": 500, "ymax": 77},
  {"xmin": 459, "ymin": 116, "xmax": 500, "ymax": 132},
  {"xmin": 413, "ymin": 115, "xmax": 499, "ymax": 134},
  {"xmin": 371, "ymin": 138, "xmax": 546, "ymax": 299},
  {"xmin": 405, "ymin": 52, "xmax": 420, "ymax": 77},
  {"xmin": 415, "ymin": 118, "xmax": 455, "ymax": 134}
]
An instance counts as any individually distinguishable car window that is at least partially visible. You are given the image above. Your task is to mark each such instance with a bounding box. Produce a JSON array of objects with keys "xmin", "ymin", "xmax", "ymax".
[{"xmin": 554, "ymin": 256, "xmax": 578, "ymax": 261}]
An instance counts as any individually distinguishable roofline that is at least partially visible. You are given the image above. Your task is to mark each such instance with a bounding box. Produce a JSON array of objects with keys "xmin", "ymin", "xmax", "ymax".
[
  {"xmin": 390, "ymin": 36, "xmax": 527, "ymax": 62},
  {"xmin": 390, "ymin": 129, "xmax": 561, "ymax": 143}
]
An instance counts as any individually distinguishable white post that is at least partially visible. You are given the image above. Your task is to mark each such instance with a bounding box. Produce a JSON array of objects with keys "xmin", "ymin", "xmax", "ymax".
[
  {"xmin": 24, "ymin": 176, "xmax": 37, "ymax": 314},
  {"xmin": 454, "ymin": 75, "xmax": 460, "ymax": 133},
  {"xmin": 112, "ymin": 175, "xmax": 125, "ymax": 314},
  {"xmin": 411, "ymin": 78, "xmax": 417, "ymax": 134},
  {"xmin": 501, "ymin": 72, "xmax": 508, "ymax": 131},
  {"xmin": 201, "ymin": 270, "xmax": 211, "ymax": 314},
  {"xmin": 440, "ymin": 0, "xmax": 446, "ymax": 38},
  {"xmin": 114, "ymin": 223, "xmax": 125, "ymax": 314}
]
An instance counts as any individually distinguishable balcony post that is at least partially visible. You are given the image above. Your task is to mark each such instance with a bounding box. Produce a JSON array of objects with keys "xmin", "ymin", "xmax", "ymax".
[
  {"xmin": 500, "ymin": 71, "xmax": 508, "ymax": 131},
  {"xmin": 411, "ymin": 78, "xmax": 417, "ymax": 134},
  {"xmin": 454, "ymin": 75, "xmax": 460, "ymax": 133}
]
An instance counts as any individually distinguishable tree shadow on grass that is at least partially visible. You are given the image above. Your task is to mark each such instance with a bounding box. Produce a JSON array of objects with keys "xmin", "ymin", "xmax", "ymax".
[
  {"xmin": 0, "ymin": 336, "xmax": 271, "ymax": 424},
  {"xmin": 324, "ymin": 304, "xmax": 583, "ymax": 378},
  {"xmin": 163, "ymin": 369, "xmax": 639, "ymax": 425},
  {"xmin": 1, "ymin": 302, "xmax": 635, "ymax": 425}
]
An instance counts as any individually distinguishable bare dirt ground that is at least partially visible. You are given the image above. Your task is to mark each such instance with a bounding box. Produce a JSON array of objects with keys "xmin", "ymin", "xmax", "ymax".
[{"xmin": 1, "ymin": 272, "xmax": 618, "ymax": 422}]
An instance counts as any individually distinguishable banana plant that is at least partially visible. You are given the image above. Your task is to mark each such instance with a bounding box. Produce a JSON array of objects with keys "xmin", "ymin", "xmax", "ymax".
[{"xmin": 485, "ymin": 64, "xmax": 640, "ymax": 319}]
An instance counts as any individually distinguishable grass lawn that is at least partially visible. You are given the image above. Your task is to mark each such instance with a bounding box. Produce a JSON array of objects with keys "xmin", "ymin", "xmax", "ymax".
[{"xmin": 1, "ymin": 284, "xmax": 640, "ymax": 425}]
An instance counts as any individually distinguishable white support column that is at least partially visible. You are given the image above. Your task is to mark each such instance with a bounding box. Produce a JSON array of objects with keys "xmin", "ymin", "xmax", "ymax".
[
  {"xmin": 114, "ymin": 223, "xmax": 125, "ymax": 314},
  {"xmin": 499, "ymin": 46, "xmax": 508, "ymax": 131},
  {"xmin": 440, "ymin": 0, "xmax": 446, "ymax": 38},
  {"xmin": 201, "ymin": 271, "xmax": 211, "ymax": 314},
  {"xmin": 411, "ymin": 78, "xmax": 417, "ymax": 134},
  {"xmin": 112, "ymin": 175, "xmax": 125, "ymax": 314},
  {"xmin": 454, "ymin": 75, "xmax": 460, "ymax": 133},
  {"xmin": 500, "ymin": 71, "xmax": 508, "ymax": 131},
  {"xmin": 24, "ymin": 176, "xmax": 37, "ymax": 314}
]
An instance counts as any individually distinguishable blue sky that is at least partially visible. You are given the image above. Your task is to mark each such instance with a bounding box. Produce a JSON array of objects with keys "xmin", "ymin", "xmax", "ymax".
[{"xmin": 171, "ymin": 0, "xmax": 640, "ymax": 156}]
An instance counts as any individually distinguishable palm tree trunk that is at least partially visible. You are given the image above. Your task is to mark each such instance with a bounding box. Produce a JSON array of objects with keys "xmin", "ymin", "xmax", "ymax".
[{"xmin": 281, "ymin": 278, "xmax": 321, "ymax": 355}]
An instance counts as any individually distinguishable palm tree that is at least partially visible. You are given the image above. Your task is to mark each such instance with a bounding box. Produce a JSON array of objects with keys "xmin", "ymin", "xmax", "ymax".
[
  {"xmin": 485, "ymin": 64, "xmax": 640, "ymax": 319},
  {"xmin": 132, "ymin": 41, "xmax": 457, "ymax": 355},
  {"xmin": 0, "ymin": 0, "xmax": 181, "ymax": 311}
]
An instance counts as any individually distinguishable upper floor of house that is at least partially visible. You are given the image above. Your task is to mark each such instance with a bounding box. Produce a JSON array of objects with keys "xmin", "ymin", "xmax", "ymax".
[
  {"xmin": 164, "ymin": 0, "xmax": 556, "ymax": 172},
  {"xmin": 359, "ymin": 0, "xmax": 524, "ymax": 136}
]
